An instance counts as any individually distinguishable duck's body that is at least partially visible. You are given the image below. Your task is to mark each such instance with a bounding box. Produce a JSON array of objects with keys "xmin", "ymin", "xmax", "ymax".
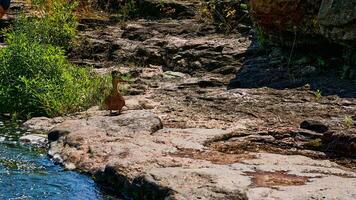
[
  {"xmin": 104, "ymin": 90, "xmax": 125, "ymax": 114},
  {"xmin": 0, "ymin": 0, "xmax": 10, "ymax": 19},
  {"xmin": 104, "ymin": 71, "xmax": 125, "ymax": 115}
]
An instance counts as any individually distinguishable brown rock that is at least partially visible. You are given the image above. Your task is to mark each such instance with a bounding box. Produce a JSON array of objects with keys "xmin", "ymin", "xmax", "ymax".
[
  {"xmin": 322, "ymin": 131, "xmax": 356, "ymax": 156},
  {"xmin": 23, "ymin": 117, "xmax": 64, "ymax": 133},
  {"xmin": 250, "ymin": 0, "xmax": 322, "ymax": 45},
  {"xmin": 249, "ymin": 0, "xmax": 356, "ymax": 46}
]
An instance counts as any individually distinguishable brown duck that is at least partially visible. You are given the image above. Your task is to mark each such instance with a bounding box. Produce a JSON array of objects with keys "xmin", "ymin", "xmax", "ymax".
[{"xmin": 104, "ymin": 70, "xmax": 126, "ymax": 115}]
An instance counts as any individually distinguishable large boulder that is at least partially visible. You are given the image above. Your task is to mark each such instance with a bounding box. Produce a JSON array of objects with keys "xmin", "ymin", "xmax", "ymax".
[
  {"xmin": 318, "ymin": 0, "xmax": 356, "ymax": 46},
  {"xmin": 250, "ymin": 0, "xmax": 322, "ymax": 45},
  {"xmin": 249, "ymin": 0, "xmax": 356, "ymax": 47}
]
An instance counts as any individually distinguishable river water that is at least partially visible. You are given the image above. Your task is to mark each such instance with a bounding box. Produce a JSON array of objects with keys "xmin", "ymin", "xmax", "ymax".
[{"xmin": 0, "ymin": 120, "xmax": 118, "ymax": 200}]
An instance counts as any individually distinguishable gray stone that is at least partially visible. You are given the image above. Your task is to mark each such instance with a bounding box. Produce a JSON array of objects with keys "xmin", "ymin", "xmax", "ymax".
[
  {"xmin": 318, "ymin": 0, "xmax": 356, "ymax": 45},
  {"xmin": 19, "ymin": 134, "xmax": 48, "ymax": 147},
  {"xmin": 52, "ymin": 154, "xmax": 63, "ymax": 164},
  {"xmin": 163, "ymin": 71, "xmax": 187, "ymax": 79}
]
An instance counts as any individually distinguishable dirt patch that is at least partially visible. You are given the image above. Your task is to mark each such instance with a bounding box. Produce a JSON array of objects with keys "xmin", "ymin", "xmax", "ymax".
[
  {"xmin": 167, "ymin": 148, "xmax": 256, "ymax": 165},
  {"xmin": 246, "ymin": 171, "xmax": 310, "ymax": 187}
]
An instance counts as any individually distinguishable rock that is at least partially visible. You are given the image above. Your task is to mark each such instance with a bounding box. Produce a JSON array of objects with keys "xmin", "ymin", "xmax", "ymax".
[
  {"xmin": 318, "ymin": 0, "xmax": 356, "ymax": 46},
  {"xmin": 241, "ymin": 153, "xmax": 356, "ymax": 200},
  {"xmin": 131, "ymin": 167, "xmax": 250, "ymax": 199},
  {"xmin": 122, "ymin": 23, "xmax": 155, "ymax": 41},
  {"xmin": 124, "ymin": 98, "xmax": 144, "ymax": 110},
  {"xmin": 300, "ymin": 120, "xmax": 329, "ymax": 133},
  {"xmin": 46, "ymin": 2, "xmax": 356, "ymax": 198},
  {"xmin": 52, "ymin": 153, "xmax": 63, "ymax": 164},
  {"xmin": 211, "ymin": 65, "xmax": 237, "ymax": 75},
  {"xmin": 197, "ymin": 78, "xmax": 225, "ymax": 88},
  {"xmin": 47, "ymin": 110, "xmax": 163, "ymax": 172},
  {"xmin": 209, "ymin": 128, "xmax": 328, "ymax": 156},
  {"xmin": 48, "ymin": 126, "xmax": 72, "ymax": 142},
  {"xmin": 23, "ymin": 117, "xmax": 64, "ymax": 133},
  {"xmin": 139, "ymin": 65, "xmax": 163, "ymax": 79},
  {"xmin": 179, "ymin": 77, "xmax": 225, "ymax": 88},
  {"xmin": 322, "ymin": 131, "xmax": 356, "ymax": 156},
  {"xmin": 64, "ymin": 162, "xmax": 76, "ymax": 170},
  {"xmin": 162, "ymin": 71, "xmax": 187, "ymax": 79},
  {"xmin": 126, "ymin": 88, "xmax": 146, "ymax": 95},
  {"xmin": 124, "ymin": 95, "xmax": 159, "ymax": 110},
  {"xmin": 227, "ymin": 50, "xmax": 356, "ymax": 98},
  {"xmin": 101, "ymin": 152, "xmax": 356, "ymax": 200},
  {"xmin": 162, "ymin": 34, "xmax": 249, "ymax": 74},
  {"xmin": 71, "ymin": 19, "xmax": 250, "ymax": 74},
  {"xmin": 127, "ymin": 68, "xmax": 143, "ymax": 78},
  {"xmin": 250, "ymin": 0, "xmax": 323, "ymax": 45},
  {"xmin": 300, "ymin": 65, "xmax": 317, "ymax": 76},
  {"xmin": 19, "ymin": 134, "xmax": 48, "ymax": 147},
  {"xmin": 46, "ymin": 109, "xmax": 356, "ymax": 199},
  {"xmin": 250, "ymin": 0, "xmax": 356, "ymax": 47}
]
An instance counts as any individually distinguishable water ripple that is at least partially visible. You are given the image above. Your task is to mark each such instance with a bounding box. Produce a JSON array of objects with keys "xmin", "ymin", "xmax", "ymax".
[{"xmin": 0, "ymin": 120, "xmax": 120, "ymax": 200}]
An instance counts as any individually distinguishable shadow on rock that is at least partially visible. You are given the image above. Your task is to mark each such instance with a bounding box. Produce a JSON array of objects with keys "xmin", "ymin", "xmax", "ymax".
[{"xmin": 228, "ymin": 41, "xmax": 356, "ymax": 98}]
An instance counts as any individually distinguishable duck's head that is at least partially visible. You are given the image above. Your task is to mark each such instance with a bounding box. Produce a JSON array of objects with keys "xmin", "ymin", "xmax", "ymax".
[{"xmin": 111, "ymin": 70, "xmax": 122, "ymax": 79}]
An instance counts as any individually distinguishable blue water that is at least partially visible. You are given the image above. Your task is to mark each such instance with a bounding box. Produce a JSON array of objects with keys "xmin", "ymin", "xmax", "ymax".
[{"xmin": 0, "ymin": 120, "xmax": 119, "ymax": 200}]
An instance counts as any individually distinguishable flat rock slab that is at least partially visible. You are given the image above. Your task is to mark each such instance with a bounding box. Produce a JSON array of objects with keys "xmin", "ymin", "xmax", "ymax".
[
  {"xmin": 26, "ymin": 109, "xmax": 356, "ymax": 199},
  {"xmin": 139, "ymin": 154, "xmax": 356, "ymax": 200},
  {"xmin": 23, "ymin": 116, "xmax": 65, "ymax": 133},
  {"xmin": 19, "ymin": 134, "xmax": 48, "ymax": 147}
]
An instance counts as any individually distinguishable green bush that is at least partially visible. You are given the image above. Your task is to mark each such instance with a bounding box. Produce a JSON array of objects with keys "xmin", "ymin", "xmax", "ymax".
[
  {"xmin": 31, "ymin": 0, "xmax": 47, "ymax": 8},
  {"xmin": 13, "ymin": 0, "xmax": 78, "ymax": 49},
  {"xmin": 0, "ymin": 0, "xmax": 110, "ymax": 118},
  {"xmin": 117, "ymin": 0, "xmax": 138, "ymax": 20},
  {"xmin": 0, "ymin": 34, "xmax": 109, "ymax": 117}
]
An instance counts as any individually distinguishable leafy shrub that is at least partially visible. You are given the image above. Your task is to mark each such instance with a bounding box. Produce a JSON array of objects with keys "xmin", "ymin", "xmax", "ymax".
[
  {"xmin": 16, "ymin": 0, "xmax": 78, "ymax": 49},
  {"xmin": 0, "ymin": 0, "xmax": 110, "ymax": 118},
  {"xmin": 204, "ymin": 0, "xmax": 250, "ymax": 32},
  {"xmin": 0, "ymin": 34, "xmax": 110, "ymax": 117},
  {"xmin": 117, "ymin": 0, "xmax": 138, "ymax": 20},
  {"xmin": 31, "ymin": 0, "xmax": 47, "ymax": 8}
]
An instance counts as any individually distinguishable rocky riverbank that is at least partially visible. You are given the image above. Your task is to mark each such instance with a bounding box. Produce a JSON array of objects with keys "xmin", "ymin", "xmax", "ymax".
[
  {"xmin": 24, "ymin": 59, "xmax": 356, "ymax": 198},
  {"xmin": 21, "ymin": 0, "xmax": 356, "ymax": 199}
]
